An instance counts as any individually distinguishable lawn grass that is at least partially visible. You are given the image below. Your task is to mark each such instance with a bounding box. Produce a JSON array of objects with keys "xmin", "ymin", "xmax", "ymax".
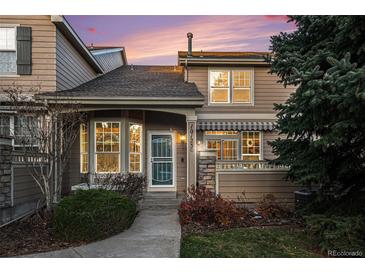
[{"xmin": 180, "ymin": 226, "xmax": 322, "ymax": 258}]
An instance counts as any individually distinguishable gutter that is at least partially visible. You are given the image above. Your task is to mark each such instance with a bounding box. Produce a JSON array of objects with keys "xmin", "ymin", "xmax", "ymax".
[
  {"xmin": 178, "ymin": 57, "xmax": 269, "ymax": 66},
  {"xmin": 51, "ymin": 16, "xmax": 104, "ymax": 74},
  {"xmin": 35, "ymin": 95, "xmax": 205, "ymax": 106}
]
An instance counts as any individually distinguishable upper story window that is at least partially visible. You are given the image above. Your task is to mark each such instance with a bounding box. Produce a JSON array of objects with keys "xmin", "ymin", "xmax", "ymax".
[
  {"xmin": 209, "ymin": 71, "xmax": 230, "ymax": 103},
  {"xmin": 209, "ymin": 69, "xmax": 254, "ymax": 105},
  {"xmin": 0, "ymin": 27, "xmax": 17, "ymax": 75}
]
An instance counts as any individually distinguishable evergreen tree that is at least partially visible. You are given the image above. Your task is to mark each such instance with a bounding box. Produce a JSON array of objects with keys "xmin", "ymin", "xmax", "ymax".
[{"xmin": 270, "ymin": 16, "xmax": 365, "ymax": 200}]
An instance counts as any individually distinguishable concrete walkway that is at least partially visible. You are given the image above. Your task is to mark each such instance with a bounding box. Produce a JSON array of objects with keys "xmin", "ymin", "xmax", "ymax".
[{"xmin": 25, "ymin": 208, "xmax": 181, "ymax": 258}]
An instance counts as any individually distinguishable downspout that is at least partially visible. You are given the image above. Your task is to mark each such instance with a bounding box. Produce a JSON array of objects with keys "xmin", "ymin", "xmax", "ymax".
[{"xmin": 185, "ymin": 59, "xmax": 189, "ymax": 82}]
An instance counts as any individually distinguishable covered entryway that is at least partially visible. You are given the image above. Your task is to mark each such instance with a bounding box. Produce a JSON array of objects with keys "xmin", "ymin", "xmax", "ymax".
[{"xmin": 37, "ymin": 65, "xmax": 204, "ymax": 195}]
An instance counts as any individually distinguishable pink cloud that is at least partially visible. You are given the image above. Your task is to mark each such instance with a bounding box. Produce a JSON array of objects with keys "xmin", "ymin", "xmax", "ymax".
[
  {"xmin": 90, "ymin": 16, "xmax": 296, "ymax": 64},
  {"xmin": 264, "ymin": 15, "xmax": 289, "ymax": 22},
  {"xmin": 88, "ymin": 27, "xmax": 97, "ymax": 33}
]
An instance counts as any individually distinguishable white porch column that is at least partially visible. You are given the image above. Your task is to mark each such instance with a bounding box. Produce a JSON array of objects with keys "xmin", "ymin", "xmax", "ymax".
[{"xmin": 186, "ymin": 115, "xmax": 197, "ymax": 190}]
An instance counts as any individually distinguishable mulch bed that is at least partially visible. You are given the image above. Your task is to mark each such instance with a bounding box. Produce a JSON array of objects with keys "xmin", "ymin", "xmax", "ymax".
[{"xmin": 0, "ymin": 213, "xmax": 84, "ymax": 257}]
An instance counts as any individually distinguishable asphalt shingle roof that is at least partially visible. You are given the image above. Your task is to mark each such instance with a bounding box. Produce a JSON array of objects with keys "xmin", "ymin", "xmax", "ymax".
[{"xmin": 48, "ymin": 65, "xmax": 203, "ymax": 99}]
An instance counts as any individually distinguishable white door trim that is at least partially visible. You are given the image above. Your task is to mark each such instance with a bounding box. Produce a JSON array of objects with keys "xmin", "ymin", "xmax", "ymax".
[{"xmin": 147, "ymin": 130, "xmax": 176, "ymax": 191}]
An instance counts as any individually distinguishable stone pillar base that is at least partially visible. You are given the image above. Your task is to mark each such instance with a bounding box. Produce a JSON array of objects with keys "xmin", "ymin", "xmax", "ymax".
[
  {"xmin": 0, "ymin": 140, "xmax": 13, "ymax": 208},
  {"xmin": 198, "ymin": 151, "xmax": 216, "ymax": 193}
]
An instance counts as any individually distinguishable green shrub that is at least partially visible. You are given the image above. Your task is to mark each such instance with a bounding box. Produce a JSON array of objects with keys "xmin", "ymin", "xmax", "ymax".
[
  {"xmin": 54, "ymin": 189, "xmax": 137, "ymax": 242},
  {"xmin": 304, "ymin": 214, "xmax": 365, "ymax": 253}
]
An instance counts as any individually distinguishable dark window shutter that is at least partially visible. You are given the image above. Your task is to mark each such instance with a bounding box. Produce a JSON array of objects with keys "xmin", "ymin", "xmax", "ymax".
[{"xmin": 16, "ymin": 26, "xmax": 32, "ymax": 75}]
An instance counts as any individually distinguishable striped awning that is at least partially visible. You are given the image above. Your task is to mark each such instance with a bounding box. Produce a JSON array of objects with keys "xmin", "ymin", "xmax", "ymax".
[{"xmin": 197, "ymin": 121, "xmax": 275, "ymax": 131}]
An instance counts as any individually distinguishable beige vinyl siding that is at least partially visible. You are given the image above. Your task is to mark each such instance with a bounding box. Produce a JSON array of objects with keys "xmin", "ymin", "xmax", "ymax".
[
  {"xmin": 93, "ymin": 51, "xmax": 124, "ymax": 73},
  {"xmin": 176, "ymin": 143, "xmax": 187, "ymax": 193},
  {"xmin": 56, "ymin": 29, "xmax": 98, "ymax": 91},
  {"xmin": 62, "ymin": 129, "xmax": 82, "ymax": 194},
  {"xmin": 0, "ymin": 15, "xmax": 57, "ymax": 93},
  {"xmin": 13, "ymin": 167, "xmax": 42, "ymax": 205},
  {"xmin": 218, "ymin": 171, "xmax": 298, "ymax": 205},
  {"xmin": 188, "ymin": 66, "xmax": 295, "ymax": 114},
  {"xmin": 263, "ymin": 130, "xmax": 281, "ymax": 160}
]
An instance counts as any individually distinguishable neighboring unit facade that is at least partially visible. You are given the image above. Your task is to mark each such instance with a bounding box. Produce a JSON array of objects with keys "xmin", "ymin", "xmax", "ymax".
[
  {"xmin": 0, "ymin": 15, "xmax": 126, "ymax": 223},
  {"xmin": 1, "ymin": 16, "xmax": 295, "ymax": 224}
]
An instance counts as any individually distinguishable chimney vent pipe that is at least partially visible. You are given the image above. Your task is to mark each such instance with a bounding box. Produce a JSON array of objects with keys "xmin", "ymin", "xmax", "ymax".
[{"xmin": 187, "ymin": 32, "xmax": 193, "ymax": 57}]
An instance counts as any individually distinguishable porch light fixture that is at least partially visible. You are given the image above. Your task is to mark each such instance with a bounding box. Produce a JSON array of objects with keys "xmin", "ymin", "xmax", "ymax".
[{"xmin": 178, "ymin": 132, "xmax": 186, "ymax": 144}]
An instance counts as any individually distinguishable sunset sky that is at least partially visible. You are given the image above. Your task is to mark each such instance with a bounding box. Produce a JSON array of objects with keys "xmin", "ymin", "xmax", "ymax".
[{"xmin": 66, "ymin": 16, "xmax": 296, "ymax": 65}]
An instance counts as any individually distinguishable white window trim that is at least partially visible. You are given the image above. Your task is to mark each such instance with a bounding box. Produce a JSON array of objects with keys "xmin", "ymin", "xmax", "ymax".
[
  {"xmin": 94, "ymin": 121, "xmax": 121, "ymax": 174},
  {"xmin": 204, "ymin": 131, "xmax": 263, "ymax": 161},
  {"xmin": 208, "ymin": 69, "xmax": 230, "ymax": 105},
  {"xmin": 241, "ymin": 131, "xmax": 263, "ymax": 161},
  {"xmin": 128, "ymin": 122, "xmax": 143, "ymax": 173},
  {"xmin": 231, "ymin": 69, "xmax": 254, "ymax": 105},
  {"xmin": 208, "ymin": 67, "xmax": 255, "ymax": 106},
  {"xmin": 0, "ymin": 25, "xmax": 18, "ymax": 76},
  {"xmin": 205, "ymin": 136, "xmax": 240, "ymax": 161}
]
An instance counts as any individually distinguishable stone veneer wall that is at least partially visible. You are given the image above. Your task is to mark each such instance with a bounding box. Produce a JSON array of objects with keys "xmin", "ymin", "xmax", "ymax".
[
  {"xmin": 0, "ymin": 140, "xmax": 12, "ymax": 208},
  {"xmin": 197, "ymin": 151, "xmax": 216, "ymax": 192}
]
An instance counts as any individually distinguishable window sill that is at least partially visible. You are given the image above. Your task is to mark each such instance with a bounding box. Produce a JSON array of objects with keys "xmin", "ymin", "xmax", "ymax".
[
  {"xmin": 207, "ymin": 102, "xmax": 254, "ymax": 107},
  {"xmin": 0, "ymin": 74, "xmax": 20, "ymax": 78}
]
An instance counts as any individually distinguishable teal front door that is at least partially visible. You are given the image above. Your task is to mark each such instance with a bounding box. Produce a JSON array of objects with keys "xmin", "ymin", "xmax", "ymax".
[{"xmin": 150, "ymin": 134, "xmax": 174, "ymax": 186}]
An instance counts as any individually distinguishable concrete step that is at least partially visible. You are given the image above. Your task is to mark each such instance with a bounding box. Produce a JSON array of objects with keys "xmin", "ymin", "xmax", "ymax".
[
  {"xmin": 141, "ymin": 192, "xmax": 181, "ymax": 210},
  {"xmin": 142, "ymin": 204, "xmax": 180, "ymax": 210},
  {"xmin": 144, "ymin": 192, "xmax": 177, "ymax": 199}
]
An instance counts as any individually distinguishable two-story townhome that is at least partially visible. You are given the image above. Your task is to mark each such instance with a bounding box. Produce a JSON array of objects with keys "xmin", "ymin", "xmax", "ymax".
[
  {"xmin": 1, "ymin": 16, "xmax": 296, "ymax": 225},
  {"xmin": 37, "ymin": 33, "xmax": 297, "ymax": 202},
  {"xmin": 0, "ymin": 15, "xmax": 126, "ymax": 224}
]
